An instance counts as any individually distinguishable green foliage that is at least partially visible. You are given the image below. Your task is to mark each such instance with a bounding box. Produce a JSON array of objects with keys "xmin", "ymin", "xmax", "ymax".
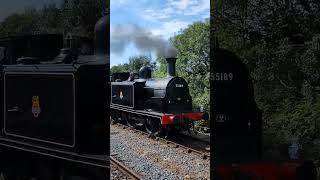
[
  {"xmin": 213, "ymin": 0, "xmax": 320, "ymax": 166},
  {"xmin": 0, "ymin": 0, "xmax": 104, "ymax": 38},
  {"xmin": 111, "ymin": 55, "xmax": 155, "ymax": 74},
  {"xmin": 61, "ymin": 0, "xmax": 104, "ymax": 38},
  {"xmin": 0, "ymin": 10, "xmax": 41, "ymax": 36},
  {"xmin": 171, "ymin": 20, "xmax": 210, "ymax": 111},
  {"xmin": 112, "ymin": 20, "xmax": 210, "ymax": 114},
  {"xmin": 153, "ymin": 20, "xmax": 210, "ymax": 111},
  {"xmin": 151, "ymin": 20, "xmax": 210, "ymax": 117},
  {"xmin": 153, "ymin": 55, "xmax": 167, "ymax": 78},
  {"xmin": 37, "ymin": 4, "xmax": 63, "ymax": 33}
]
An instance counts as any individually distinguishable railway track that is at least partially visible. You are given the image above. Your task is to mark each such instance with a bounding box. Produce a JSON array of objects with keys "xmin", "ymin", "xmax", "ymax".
[
  {"xmin": 112, "ymin": 122, "xmax": 210, "ymax": 160},
  {"xmin": 110, "ymin": 122, "xmax": 210, "ymax": 179},
  {"xmin": 110, "ymin": 156, "xmax": 142, "ymax": 180}
]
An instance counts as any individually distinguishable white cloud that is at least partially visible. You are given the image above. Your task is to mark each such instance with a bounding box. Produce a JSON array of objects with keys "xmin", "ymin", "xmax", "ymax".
[
  {"xmin": 183, "ymin": 0, "xmax": 210, "ymax": 16},
  {"xmin": 140, "ymin": 8, "xmax": 172, "ymax": 21},
  {"xmin": 151, "ymin": 20, "xmax": 190, "ymax": 40},
  {"xmin": 168, "ymin": 0, "xmax": 193, "ymax": 10},
  {"xmin": 111, "ymin": 0, "xmax": 130, "ymax": 7},
  {"xmin": 140, "ymin": 0, "xmax": 209, "ymax": 21}
]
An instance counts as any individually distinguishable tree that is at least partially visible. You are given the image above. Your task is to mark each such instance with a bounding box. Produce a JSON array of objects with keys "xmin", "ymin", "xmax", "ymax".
[
  {"xmin": 128, "ymin": 55, "xmax": 155, "ymax": 73},
  {"xmin": 0, "ymin": 9, "xmax": 41, "ymax": 36},
  {"xmin": 111, "ymin": 55, "xmax": 155, "ymax": 74},
  {"xmin": 37, "ymin": 4, "xmax": 63, "ymax": 33},
  {"xmin": 61, "ymin": 0, "xmax": 104, "ymax": 38},
  {"xmin": 0, "ymin": 0, "xmax": 104, "ymax": 38},
  {"xmin": 154, "ymin": 20, "xmax": 210, "ymax": 111},
  {"xmin": 212, "ymin": 0, "xmax": 320, "ymax": 165}
]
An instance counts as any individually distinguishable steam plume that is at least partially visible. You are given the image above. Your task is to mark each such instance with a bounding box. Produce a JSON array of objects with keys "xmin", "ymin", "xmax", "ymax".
[{"xmin": 111, "ymin": 24, "xmax": 168, "ymax": 56}]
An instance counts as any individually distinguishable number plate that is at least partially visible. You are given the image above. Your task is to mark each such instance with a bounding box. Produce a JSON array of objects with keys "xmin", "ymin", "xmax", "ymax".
[{"xmin": 211, "ymin": 72, "xmax": 234, "ymax": 81}]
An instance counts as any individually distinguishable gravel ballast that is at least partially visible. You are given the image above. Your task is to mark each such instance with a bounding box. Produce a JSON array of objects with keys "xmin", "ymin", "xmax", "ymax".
[
  {"xmin": 110, "ymin": 164, "xmax": 132, "ymax": 180},
  {"xmin": 110, "ymin": 124, "xmax": 210, "ymax": 180}
]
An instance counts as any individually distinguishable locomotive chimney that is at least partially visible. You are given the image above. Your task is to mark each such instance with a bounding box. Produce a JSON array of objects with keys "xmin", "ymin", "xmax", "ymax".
[
  {"xmin": 165, "ymin": 47, "xmax": 177, "ymax": 77},
  {"xmin": 94, "ymin": 9, "xmax": 109, "ymax": 55}
]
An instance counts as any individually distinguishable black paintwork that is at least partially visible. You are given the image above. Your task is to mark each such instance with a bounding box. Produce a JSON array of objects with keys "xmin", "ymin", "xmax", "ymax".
[
  {"xmin": 111, "ymin": 72, "xmax": 192, "ymax": 114},
  {"xmin": 0, "ymin": 13, "xmax": 110, "ymax": 170},
  {"xmin": 111, "ymin": 81, "xmax": 146, "ymax": 109},
  {"xmin": 144, "ymin": 76, "xmax": 192, "ymax": 113},
  {"xmin": 166, "ymin": 57, "xmax": 176, "ymax": 77},
  {"xmin": 111, "ymin": 72, "xmax": 130, "ymax": 82},
  {"xmin": 1, "ymin": 63, "xmax": 108, "ymax": 155},
  {"xmin": 0, "ymin": 34, "xmax": 63, "ymax": 65},
  {"xmin": 211, "ymin": 48, "xmax": 262, "ymax": 163},
  {"xmin": 4, "ymin": 73, "xmax": 75, "ymax": 147},
  {"xmin": 139, "ymin": 66, "xmax": 152, "ymax": 79}
]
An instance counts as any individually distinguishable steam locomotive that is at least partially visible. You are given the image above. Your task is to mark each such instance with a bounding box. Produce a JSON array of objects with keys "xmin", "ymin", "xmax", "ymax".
[
  {"xmin": 0, "ymin": 11, "xmax": 109, "ymax": 180},
  {"xmin": 110, "ymin": 48, "xmax": 208, "ymax": 135},
  {"xmin": 212, "ymin": 48, "xmax": 318, "ymax": 179}
]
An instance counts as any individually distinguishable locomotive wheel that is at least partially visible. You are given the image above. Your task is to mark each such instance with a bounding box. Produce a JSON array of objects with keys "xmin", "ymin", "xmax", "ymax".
[
  {"xmin": 110, "ymin": 113, "xmax": 119, "ymax": 124},
  {"xmin": 124, "ymin": 113, "xmax": 137, "ymax": 128},
  {"xmin": 144, "ymin": 117, "xmax": 160, "ymax": 134}
]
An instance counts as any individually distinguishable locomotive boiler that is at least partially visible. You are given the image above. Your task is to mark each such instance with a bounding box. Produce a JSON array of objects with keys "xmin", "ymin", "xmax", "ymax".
[
  {"xmin": 0, "ymin": 11, "xmax": 109, "ymax": 180},
  {"xmin": 110, "ymin": 48, "xmax": 208, "ymax": 134}
]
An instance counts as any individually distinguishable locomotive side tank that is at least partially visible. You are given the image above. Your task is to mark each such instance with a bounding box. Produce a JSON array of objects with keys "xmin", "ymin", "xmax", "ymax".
[
  {"xmin": 110, "ymin": 47, "xmax": 208, "ymax": 134},
  {"xmin": 0, "ymin": 13, "xmax": 108, "ymax": 155},
  {"xmin": 3, "ymin": 63, "xmax": 107, "ymax": 154},
  {"xmin": 0, "ymin": 11, "xmax": 109, "ymax": 179}
]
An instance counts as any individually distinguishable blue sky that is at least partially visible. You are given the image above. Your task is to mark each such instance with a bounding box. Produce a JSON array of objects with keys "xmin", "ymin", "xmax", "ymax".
[{"xmin": 110, "ymin": 0, "xmax": 209, "ymax": 67}]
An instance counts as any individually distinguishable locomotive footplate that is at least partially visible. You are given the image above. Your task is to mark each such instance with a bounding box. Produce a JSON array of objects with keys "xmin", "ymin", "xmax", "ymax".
[
  {"xmin": 215, "ymin": 160, "xmax": 317, "ymax": 180},
  {"xmin": 0, "ymin": 137, "xmax": 109, "ymax": 169},
  {"xmin": 110, "ymin": 104, "xmax": 208, "ymax": 125},
  {"xmin": 160, "ymin": 112, "xmax": 208, "ymax": 125}
]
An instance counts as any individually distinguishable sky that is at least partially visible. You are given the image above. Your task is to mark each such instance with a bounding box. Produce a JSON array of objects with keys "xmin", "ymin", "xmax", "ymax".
[
  {"xmin": 0, "ymin": 0, "xmax": 209, "ymax": 67},
  {"xmin": 0, "ymin": 0, "xmax": 62, "ymax": 22},
  {"xmin": 110, "ymin": 0, "xmax": 210, "ymax": 67}
]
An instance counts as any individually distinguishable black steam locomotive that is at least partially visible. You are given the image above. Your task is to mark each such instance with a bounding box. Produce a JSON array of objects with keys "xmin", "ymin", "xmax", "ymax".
[
  {"xmin": 0, "ymin": 12, "xmax": 109, "ymax": 180},
  {"xmin": 110, "ymin": 48, "xmax": 208, "ymax": 135},
  {"xmin": 212, "ymin": 48, "xmax": 317, "ymax": 179},
  {"xmin": 0, "ymin": 34, "xmax": 63, "ymax": 64}
]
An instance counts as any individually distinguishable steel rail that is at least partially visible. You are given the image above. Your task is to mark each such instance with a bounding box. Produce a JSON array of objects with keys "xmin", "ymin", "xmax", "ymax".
[{"xmin": 110, "ymin": 156, "xmax": 142, "ymax": 180}]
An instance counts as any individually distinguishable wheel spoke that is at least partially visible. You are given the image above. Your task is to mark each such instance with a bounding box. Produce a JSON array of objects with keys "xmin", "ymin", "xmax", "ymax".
[{"xmin": 144, "ymin": 118, "xmax": 160, "ymax": 134}]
